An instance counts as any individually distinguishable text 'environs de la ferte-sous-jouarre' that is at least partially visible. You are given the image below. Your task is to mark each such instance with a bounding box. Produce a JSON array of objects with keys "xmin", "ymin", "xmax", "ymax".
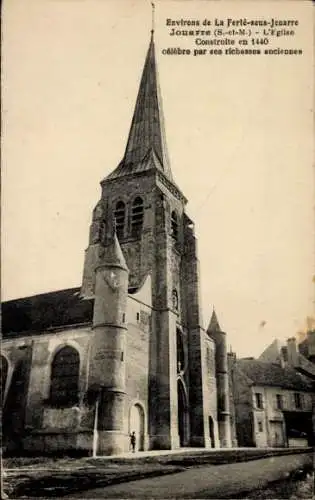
[{"xmin": 161, "ymin": 17, "xmax": 303, "ymax": 56}]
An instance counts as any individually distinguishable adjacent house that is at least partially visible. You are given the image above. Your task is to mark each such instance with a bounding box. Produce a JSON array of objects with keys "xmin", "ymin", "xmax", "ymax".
[{"xmin": 229, "ymin": 356, "xmax": 314, "ymax": 448}]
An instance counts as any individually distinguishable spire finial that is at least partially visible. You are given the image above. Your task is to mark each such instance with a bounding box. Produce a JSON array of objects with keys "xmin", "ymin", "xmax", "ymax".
[{"xmin": 151, "ymin": 2, "xmax": 155, "ymax": 36}]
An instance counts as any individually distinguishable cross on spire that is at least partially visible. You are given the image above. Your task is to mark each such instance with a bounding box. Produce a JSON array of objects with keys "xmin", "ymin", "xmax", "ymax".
[{"xmin": 151, "ymin": 2, "xmax": 155, "ymax": 35}]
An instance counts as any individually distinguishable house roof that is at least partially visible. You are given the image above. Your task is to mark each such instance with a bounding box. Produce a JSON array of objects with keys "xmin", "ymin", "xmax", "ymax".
[
  {"xmin": 237, "ymin": 358, "xmax": 314, "ymax": 392},
  {"xmin": 2, "ymin": 288, "xmax": 93, "ymax": 338}
]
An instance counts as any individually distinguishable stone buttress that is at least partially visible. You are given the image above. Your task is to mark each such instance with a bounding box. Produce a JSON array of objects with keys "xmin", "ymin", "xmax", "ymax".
[{"xmin": 208, "ymin": 310, "xmax": 232, "ymax": 447}]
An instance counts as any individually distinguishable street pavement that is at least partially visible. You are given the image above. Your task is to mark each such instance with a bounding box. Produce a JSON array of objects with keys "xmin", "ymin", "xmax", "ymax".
[{"xmin": 68, "ymin": 452, "xmax": 312, "ymax": 499}]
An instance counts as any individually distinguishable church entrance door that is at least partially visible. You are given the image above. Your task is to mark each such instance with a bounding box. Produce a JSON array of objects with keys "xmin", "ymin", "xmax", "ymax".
[
  {"xmin": 177, "ymin": 380, "xmax": 188, "ymax": 447},
  {"xmin": 129, "ymin": 403, "xmax": 145, "ymax": 451}
]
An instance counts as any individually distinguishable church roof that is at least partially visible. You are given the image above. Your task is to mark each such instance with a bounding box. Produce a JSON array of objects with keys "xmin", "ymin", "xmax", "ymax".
[
  {"xmin": 236, "ymin": 358, "xmax": 314, "ymax": 392},
  {"xmin": 104, "ymin": 32, "xmax": 172, "ymax": 182},
  {"xmin": 2, "ymin": 288, "xmax": 93, "ymax": 337}
]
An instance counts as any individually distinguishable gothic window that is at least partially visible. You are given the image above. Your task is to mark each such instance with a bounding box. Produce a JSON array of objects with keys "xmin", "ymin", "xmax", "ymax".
[
  {"xmin": 131, "ymin": 196, "xmax": 144, "ymax": 238},
  {"xmin": 171, "ymin": 211, "xmax": 179, "ymax": 241},
  {"xmin": 172, "ymin": 289, "xmax": 178, "ymax": 311},
  {"xmin": 1, "ymin": 355, "xmax": 8, "ymax": 405},
  {"xmin": 50, "ymin": 346, "xmax": 80, "ymax": 406},
  {"xmin": 114, "ymin": 201, "xmax": 126, "ymax": 239}
]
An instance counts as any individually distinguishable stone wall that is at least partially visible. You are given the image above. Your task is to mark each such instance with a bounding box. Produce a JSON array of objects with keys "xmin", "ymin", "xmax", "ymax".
[
  {"xmin": 2, "ymin": 327, "xmax": 93, "ymax": 455},
  {"xmin": 125, "ymin": 295, "xmax": 151, "ymax": 448}
]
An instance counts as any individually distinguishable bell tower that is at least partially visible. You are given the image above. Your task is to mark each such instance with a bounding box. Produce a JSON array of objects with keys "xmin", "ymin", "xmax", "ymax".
[{"xmin": 82, "ymin": 26, "xmax": 212, "ymax": 450}]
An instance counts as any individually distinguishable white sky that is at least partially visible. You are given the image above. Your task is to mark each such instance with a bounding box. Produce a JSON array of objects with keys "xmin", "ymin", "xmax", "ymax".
[{"xmin": 2, "ymin": 0, "xmax": 314, "ymax": 357}]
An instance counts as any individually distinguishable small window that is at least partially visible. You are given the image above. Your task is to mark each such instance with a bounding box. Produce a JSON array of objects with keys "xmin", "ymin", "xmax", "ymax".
[
  {"xmin": 172, "ymin": 289, "xmax": 178, "ymax": 310},
  {"xmin": 258, "ymin": 420, "xmax": 263, "ymax": 432},
  {"xmin": 255, "ymin": 392, "xmax": 264, "ymax": 409},
  {"xmin": 171, "ymin": 211, "xmax": 178, "ymax": 240},
  {"xmin": 114, "ymin": 201, "xmax": 126, "ymax": 239},
  {"xmin": 131, "ymin": 197, "xmax": 144, "ymax": 238},
  {"xmin": 276, "ymin": 394, "xmax": 283, "ymax": 410},
  {"xmin": 50, "ymin": 346, "xmax": 80, "ymax": 406},
  {"xmin": 294, "ymin": 392, "xmax": 302, "ymax": 409}
]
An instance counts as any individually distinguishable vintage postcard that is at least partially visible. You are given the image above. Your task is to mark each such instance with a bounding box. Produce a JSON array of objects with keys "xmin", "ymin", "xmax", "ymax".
[{"xmin": 2, "ymin": 1, "xmax": 314, "ymax": 498}]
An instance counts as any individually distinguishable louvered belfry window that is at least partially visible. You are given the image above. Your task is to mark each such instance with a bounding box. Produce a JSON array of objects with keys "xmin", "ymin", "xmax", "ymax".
[
  {"xmin": 114, "ymin": 201, "xmax": 126, "ymax": 239},
  {"xmin": 50, "ymin": 346, "xmax": 79, "ymax": 406},
  {"xmin": 131, "ymin": 197, "xmax": 144, "ymax": 238}
]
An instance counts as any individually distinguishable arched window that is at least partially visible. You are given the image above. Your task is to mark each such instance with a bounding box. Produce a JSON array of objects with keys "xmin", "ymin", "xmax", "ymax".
[
  {"xmin": 171, "ymin": 211, "xmax": 179, "ymax": 241},
  {"xmin": 1, "ymin": 355, "xmax": 8, "ymax": 405},
  {"xmin": 50, "ymin": 346, "xmax": 80, "ymax": 406},
  {"xmin": 131, "ymin": 197, "xmax": 144, "ymax": 238},
  {"xmin": 114, "ymin": 201, "xmax": 126, "ymax": 239}
]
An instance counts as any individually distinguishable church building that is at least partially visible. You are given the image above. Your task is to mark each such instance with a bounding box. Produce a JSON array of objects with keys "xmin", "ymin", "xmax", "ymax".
[{"xmin": 1, "ymin": 29, "xmax": 232, "ymax": 456}]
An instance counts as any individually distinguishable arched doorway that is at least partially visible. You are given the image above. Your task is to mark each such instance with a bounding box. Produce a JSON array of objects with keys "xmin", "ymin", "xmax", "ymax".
[
  {"xmin": 209, "ymin": 416, "xmax": 215, "ymax": 448},
  {"xmin": 177, "ymin": 380, "xmax": 188, "ymax": 447},
  {"xmin": 129, "ymin": 403, "xmax": 145, "ymax": 451}
]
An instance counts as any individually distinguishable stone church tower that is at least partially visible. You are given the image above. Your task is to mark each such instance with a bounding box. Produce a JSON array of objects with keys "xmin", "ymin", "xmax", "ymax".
[{"xmin": 81, "ymin": 30, "xmax": 218, "ymax": 451}]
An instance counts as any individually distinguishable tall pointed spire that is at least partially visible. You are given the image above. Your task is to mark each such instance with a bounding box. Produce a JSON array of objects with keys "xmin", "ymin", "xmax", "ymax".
[
  {"xmin": 105, "ymin": 22, "xmax": 172, "ymax": 181},
  {"xmin": 123, "ymin": 29, "xmax": 171, "ymax": 176}
]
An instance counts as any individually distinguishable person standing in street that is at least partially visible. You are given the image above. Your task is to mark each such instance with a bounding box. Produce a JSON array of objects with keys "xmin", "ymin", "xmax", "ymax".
[{"xmin": 130, "ymin": 431, "xmax": 136, "ymax": 453}]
